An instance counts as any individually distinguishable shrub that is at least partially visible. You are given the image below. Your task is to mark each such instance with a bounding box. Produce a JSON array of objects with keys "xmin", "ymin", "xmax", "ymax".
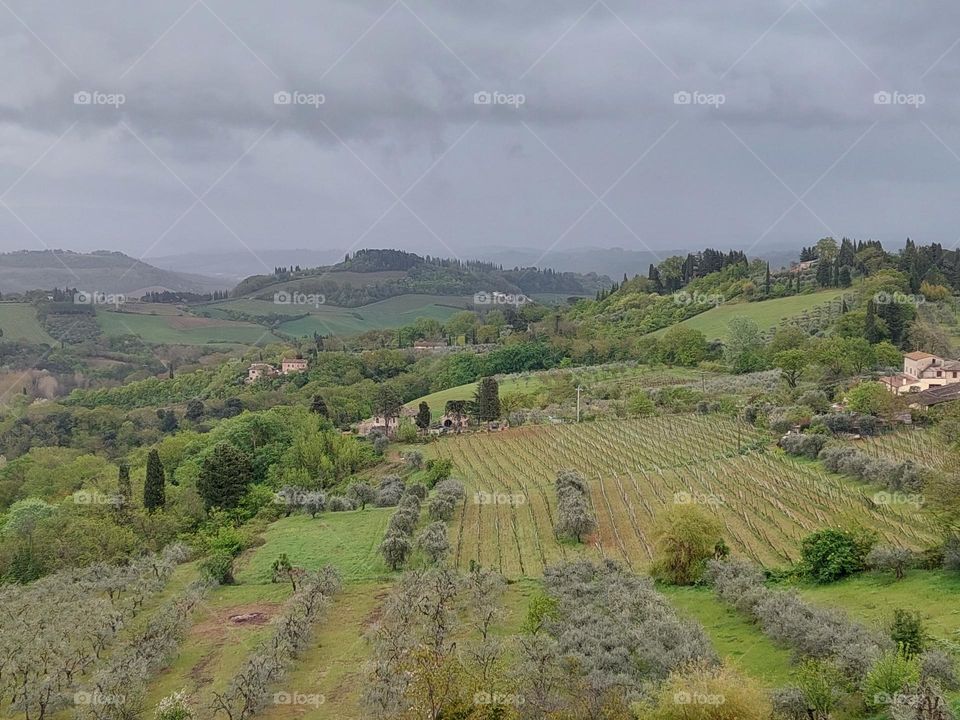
[
  {"xmin": 422, "ymin": 458, "xmax": 454, "ymax": 488},
  {"xmin": 374, "ymin": 475, "xmax": 405, "ymax": 507},
  {"xmin": 380, "ymin": 532, "xmax": 412, "ymax": 571},
  {"xmin": 920, "ymin": 649, "xmax": 958, "ymax": 690},
  {"xmin": 889, "ymin": 609, "xmax": 928, "ymax": 656},
  {"xmin": 201, "ymin": 551, "xmax": 235, "ymax": 584},
  {"xmin": 327, "ymin": 495, "xmax": 355, "ymax": 512},
  {"xmin": 640, "ymin": 662, "xmax": 772, "ymax": 719},
  {"xmin": 347, "ymin": 481, "xmax": 375, "ymax": 510},
  {"xmin": 862, "ymin": 648, "xmax": 920, "ymax": 710},
  {"xmin": 405, "ymin": 483, "xmax": 427, "ymax": 500},
  {"xmin": 428, "ymin": 494, "xmax": 457, "ymax": 521},
  {"xmin": 403, "ymin": 451, "xmax": 424, "ymax": 469},
  {"xmin": 779, "ymin": 432, "xmax": 828, "ymax": 459},
  {"xmin": 801, "ymin": 528, "xmax": 875, "ymax": 584},
  {"xmin": 798, "ymin": 389, "xmax": 830, "ymax": 413},
  {"xmin": 416, "ymin": 522, "xmax": 450, "ymax": 564},
  {"xmin": 554, "ymin": 469, "xmax": 595, "ymax": 543}
]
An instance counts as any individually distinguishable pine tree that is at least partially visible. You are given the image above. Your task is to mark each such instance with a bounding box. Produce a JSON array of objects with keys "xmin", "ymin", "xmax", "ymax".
[
  {"xmin": 415, "ymin": 401, "xmax": 431, "ymax": 430},
  {"xmin": 144, "ymin": 450, "xmax": 165, "ymax": 511}
]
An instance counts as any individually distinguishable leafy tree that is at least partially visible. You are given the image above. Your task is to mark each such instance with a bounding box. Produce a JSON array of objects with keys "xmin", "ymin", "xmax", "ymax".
[
  {"xmin": 725, "ymin": 317, "xmax": 765, "ymax": 372},
  {"xmin": 651, "ymin": 504, "xmax": 723, "ymax": 585},
  {"xmin": 374, "ymin": 385, "xmax": 402, "ymax": 423},
  {"xmin": 801, "ymin": 528, "xmax": 875, "ymax": 583},
  {"xmin": 380, "ymin": 531, "xmax": 412, "ymax": 570},
  {"xmin": 474, "ymin": 377, "xmax": 501, "ymax": 421},
  {"xmin": 416, "ymin": 521, "xmax": 450, "ymax": 564},
  {"xmin": 415, "ymin": 401, "xmax": 431, "ymax": 430},
  {"xmin": 866, "ymin": 545, "xmax": 914, "ymax": 581},
  {"xmin": 794, "ymin": 660, "xmax": 843, "ymax": 719},
  {"xmin": 144, "ymin": 449, "xmax": 166, "ymax": 511},
  {"xmin": 847, "ymin": 381, "xmax": 897, "ymax": 417},
  {"xmin": 2, "ymin": 498, "xmax": 54, "ymax": 538},
  {"xmin": 201, "ymin": 551, "xmax": 235, "ymax": 584},
  {"xmin": 554, "ymin": 469, "xmax": 595, "ymax": 543},
  {"xmin": 773, "ymin": 349, "xmax": 808, "ymax": 388},
  {"xmin": 658, "ymin": 325, "xmax": 708, "ymax": 366},
  {"xmin": 863, "ymin": 648, "xmax": 920, "ymax": 711},
  {"xmin": 348, "ymin": 481, "xmax": 375, "ymax": 510},
  {"xmin": 197, "ymin": 443, "xmax": 254, "ymax": 510}
]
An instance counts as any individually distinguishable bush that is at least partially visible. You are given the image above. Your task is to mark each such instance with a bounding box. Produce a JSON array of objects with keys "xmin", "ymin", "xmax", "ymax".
[
  {"xmin": 779, "ymin": 432, "xmax": 828, "ymax": 459},
  {"xmin": 889, "ymin": 608, "xmax": 928, "ymax": 656},
  {"xmin": 422, "ymin": 458, "xmax": 454, "ymax": 488},
  {"xmin": 374, "ymin": 475, "xmax": 405, "ymax": 507},
  {"xmin": 862, "ymin": 649, "xmax": 920, "ymax": 711},
  {"xmin": 801, "ymin": 528, "xmax": 875, "ymax": 584},
  {"xmin": 379, "ymin": 532, "xmax": 412, "ymax": 571},
  {"xmin": 327, "ymin": 495, "xmax": 355, "ymax": 512},
  {"xmin": 640, "ymin": 662, "xmax": 772, "ymax": 719},
  {"xmin": 201, "ymin": 551, "xmax": 235, "ymax": 584},
  {"xmin": 798, "ymin": 390, "xmax": 830, "ymax": 413},
  {"xmin": 405, "ymin": 483, "xmax": 427, "ymax": 500},
  {"xmin": 651, "ymin": 505, "xmax": 723, "ymax": 585},
  {"xmin": 866, "ymin": 545, "xmax": 915, "ymax": 581}
]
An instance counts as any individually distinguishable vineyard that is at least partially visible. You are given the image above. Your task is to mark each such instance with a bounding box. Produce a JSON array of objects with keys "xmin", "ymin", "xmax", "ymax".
[
  {"xmin": 435, "ymin": 416, "xmax": 935, "ymax": 579},
  {"xmin": 854, "ymin": 428, "xmax": 946, "ymax": 472}
]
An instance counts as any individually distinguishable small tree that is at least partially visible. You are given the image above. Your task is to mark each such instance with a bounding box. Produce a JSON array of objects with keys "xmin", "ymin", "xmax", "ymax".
[
  {"xmin": 415, "ymin": 401, "xmax": 431, "ymax": 431},
  {"xmin": 863, "ymin": 648, "xmax": 920, "ymax": 711},
  {"xmin": 185, "ymin": 399, "xmax": 205, "ymax": 421},
  {"xmin": 144, "ymin": 449, "xmax": 166, "ymax": 511},
  {"xmin": 374, "ymin": 385, "xmax": 403, "ymax": 424},
  {"xmin": 890, "ymin": 609, "xmax": 928, "ymax": 656},
  {"xmin": 774, "ymin": 349, "xmax": 808, "ymax": 388},
  {"xmin": 117, "ymin": 463, "xmax": 132, "ymax": 506},
  {"xmin": 801, "ymin": 528, "xmax": 874, "ymax": 584},
  {"xmin": 348, "ymin": 481, "xmax": 376, "ymax": 510},
  {"xmin": 866, "ymin": 545, "xmax": 914, "ymax": 580},
  {"xmin": 302, "ymin": 491, "xmax": 326, "ymax": 518},
  {"xmin": 380, "ymin": 532, "xmax": 412, "ymax": 571},
  {"xmin": 651, "ymin": 504, "xmax": 723, "ymax": 585},
  {"xmin": 417, "ymin": 522, "xmax": 450, "ymax": 564}
]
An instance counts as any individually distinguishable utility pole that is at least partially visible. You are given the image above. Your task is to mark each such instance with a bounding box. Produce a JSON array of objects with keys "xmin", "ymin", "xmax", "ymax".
[{"xmin": 576, "ymin": 385, "xmax": 583, "ymax": 422}]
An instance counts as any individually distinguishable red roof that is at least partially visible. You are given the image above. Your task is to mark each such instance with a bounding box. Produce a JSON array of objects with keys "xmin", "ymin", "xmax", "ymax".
[{"xmin": 904, "ymin": 351, "xmax": 937, "ymax": 360}]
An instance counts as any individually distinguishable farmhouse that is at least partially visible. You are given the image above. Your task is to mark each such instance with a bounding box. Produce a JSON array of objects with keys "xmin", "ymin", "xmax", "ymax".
[
  {"xmin": 246, "ymin": 363, "xmax": 278, "ymax": 383},
  {"xmin": 246, "ymin": 357, "xmax": 308, "ymax": 383},
  {"xmin": 280, "ymin": 358, "xmax": 308, "ymax": 374},
  {"xmin": 356, "ymin": 407, "xmax": 417, "ymax": 437},
  {"xmin": 881, "ymin": 351, "xmax": 960, "ymax": 394}
]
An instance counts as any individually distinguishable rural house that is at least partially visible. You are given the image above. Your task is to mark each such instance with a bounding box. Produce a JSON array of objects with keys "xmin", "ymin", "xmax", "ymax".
[
  {"xmin": 881, "ymin": 351, "xmax": 960, "ymax": 394},
  {"xmin": 246, "ymin": 357, "xmax": 308, "ymax": 383}
]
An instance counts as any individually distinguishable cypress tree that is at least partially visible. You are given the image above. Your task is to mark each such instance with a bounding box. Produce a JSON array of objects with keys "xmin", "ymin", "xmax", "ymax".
[
  {"xmin": 197, "ymin": 443, "xmax": 253, "ymax": 510},
  {"xmin": 474, "ymin": 377, "xmax": 501, "ymax": 422},
  {"xmin": 415, "ymin": 401, "xmax": 431, "ymax": 430},
  {"xmin": 117, "ymin": 463, "xmax": 131, "ymax": 506},
  {"xmin": 764, "ymin": 262, "xmax": 771, "ymax": 295},
  {"xmin": 144, "ymin": 450, "xmax": 165, "ymax": 511},
  {"xmin": 864, "ymin": 298, "xmax": 882, "ymax": 343},
  {"xmin": 310, "ymin": 394, "xmax": 329, "ymax": 417}
]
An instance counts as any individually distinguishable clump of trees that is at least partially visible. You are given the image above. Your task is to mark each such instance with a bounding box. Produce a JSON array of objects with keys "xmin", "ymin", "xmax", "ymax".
[
  {"xmin": 380, "ymin": 490, "xmax": 422, "ymax": 570},
  {"xmin": 210, "ymin": 566, "xmax": 340, "ymax": 720},
  {"xmin": 427, "ymin": 479, "xmax": 465, "ymax": 522},
  {"xmin": 554, "ymin": 469, "xmax": 595, "ymax": 543}
]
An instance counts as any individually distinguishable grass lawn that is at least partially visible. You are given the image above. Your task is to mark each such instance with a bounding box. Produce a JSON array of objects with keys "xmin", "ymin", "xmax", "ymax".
[
  {"xmin": 97, "ymin": 308, "xmax": 274, "ymax": 346},
  {"xmin": 0, "ymin": 302, "xmax": 54, "ymax": 343},
  {"xmin": 796, "ymin": 570, "xmax": 960, "ymax": 643},
  {"xmin": 406, "ymin": 375, "xmax": 545, "ymax": 419},
  {"xmin": 650, "ymin": 289, "xmax": 845, "ymax": 341},
  {"xmin": 659, "ymin": 585, "xmax": 795, "ymax": 686},
  {"xmin": 236, "ymin": 510, "xmax": 396, "ymax": 585}
]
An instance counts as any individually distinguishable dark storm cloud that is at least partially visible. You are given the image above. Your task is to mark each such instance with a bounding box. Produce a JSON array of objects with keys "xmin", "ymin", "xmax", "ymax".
[{"xmin": 1, "ymin": 0, "xmax": 959, "ymax": 263}]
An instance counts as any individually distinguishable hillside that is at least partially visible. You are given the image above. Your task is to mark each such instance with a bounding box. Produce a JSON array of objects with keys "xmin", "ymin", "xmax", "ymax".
[
  {"xmin": 231, "ymin": 248, "xmax": 608, "ymax": 307},
  {"xmin": 0, "ymin": 250, "xmax": 227, "ymax": 295}
]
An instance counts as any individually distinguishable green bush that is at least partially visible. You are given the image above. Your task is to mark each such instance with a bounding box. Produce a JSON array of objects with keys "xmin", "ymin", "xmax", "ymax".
[
  {"xmin": 800, "ymin": 528, "xmax": 875, "ymax": 584},
  {"xmin": 200, "ymin": 550, "xmax": 234, "ymax": 584}
]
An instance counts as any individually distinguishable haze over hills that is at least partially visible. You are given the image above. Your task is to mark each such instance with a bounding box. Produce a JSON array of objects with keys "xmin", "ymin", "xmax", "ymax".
[{"xmin": 0, "ymin": 250, "xmax": 228, "ymax": 295}]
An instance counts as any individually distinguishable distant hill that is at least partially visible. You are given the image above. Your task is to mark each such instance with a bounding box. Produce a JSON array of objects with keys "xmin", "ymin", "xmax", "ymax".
[
  {"xmin": 231, "ymin": 248, "xmax": 610, "ymax": 307},
  {"xmin": 0, "ymin": 250, "xmax": 228, "ymax": 295}
]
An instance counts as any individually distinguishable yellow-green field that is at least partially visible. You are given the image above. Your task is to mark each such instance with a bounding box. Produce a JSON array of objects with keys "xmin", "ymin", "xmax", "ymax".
[{"xmin": 0, "ymin": 302, "xmax": 54, "ymax": 343}]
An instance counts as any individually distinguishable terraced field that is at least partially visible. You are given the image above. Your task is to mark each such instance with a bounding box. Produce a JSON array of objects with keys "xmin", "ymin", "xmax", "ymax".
[{"xmin": 435, "ymin": 416, "xmax": 936, "ymax": 579}]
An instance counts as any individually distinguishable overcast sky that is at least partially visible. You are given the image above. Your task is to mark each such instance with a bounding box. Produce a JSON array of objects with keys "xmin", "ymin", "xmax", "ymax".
[{"xmin": 1, "ymin": 0, "xmax": 959, "ymax": 271}]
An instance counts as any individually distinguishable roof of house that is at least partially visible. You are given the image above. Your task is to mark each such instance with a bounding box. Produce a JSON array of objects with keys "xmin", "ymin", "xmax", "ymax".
[
  {"xmin": 904, "ymin": 351, "xmax": 938, "ymax": 360},
  {"xmin": 910, "ymin": 384, "xmax": 960, "ymax": 407},
  {"xmin": 940, "ymin": 360, "xmax": 960, "ymax": 371}
]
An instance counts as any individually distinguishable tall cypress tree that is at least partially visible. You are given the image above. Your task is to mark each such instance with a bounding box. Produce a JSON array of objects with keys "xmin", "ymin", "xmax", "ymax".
[
  {"xmin": 764, "ymin": 262, "xmax": 771, "ymax": 295},
  {"xmin": 415, "ymin": 401, "xmax": 431, "ymax": 430},
  {"xmin": 144, "ymin": 450, "xmax": 165, "ymax": 511},
  {"xmin": 864, "ymin": 299, "xmax": 882, "ymax": 343},
  {"xmin": 197, "ymin": 443, "xmax": 253, "ymax": 510},
  {"xmin": 117, "ymin": 463, "xmax": 131, "ymax": 506},
  {"xmin": 475, "ymin": 377, "xmax": 501, "ymax": 422}
]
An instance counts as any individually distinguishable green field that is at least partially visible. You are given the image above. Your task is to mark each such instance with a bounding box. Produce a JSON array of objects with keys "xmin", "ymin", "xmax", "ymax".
[
  {"xmin": 202, "ymin": 294, "xmax": 472, "ymax": 338},
  {"xmin": 660, "ymin": 585, "xmax": 795, "ymax": 686},
  {"xmin": 97, "ymin": 308, "xmax": 274, "ymax": 346},
  {"xmin": 237, "ymin": 509, "xmax": 395, "ymax": 584},
  {"xmin": 651, "ymin": 289, "xmax": 845, "ymax": 340},
  {"xmin": 0, "ymin": 302, "xmax": 54, "ymax": 343}
]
